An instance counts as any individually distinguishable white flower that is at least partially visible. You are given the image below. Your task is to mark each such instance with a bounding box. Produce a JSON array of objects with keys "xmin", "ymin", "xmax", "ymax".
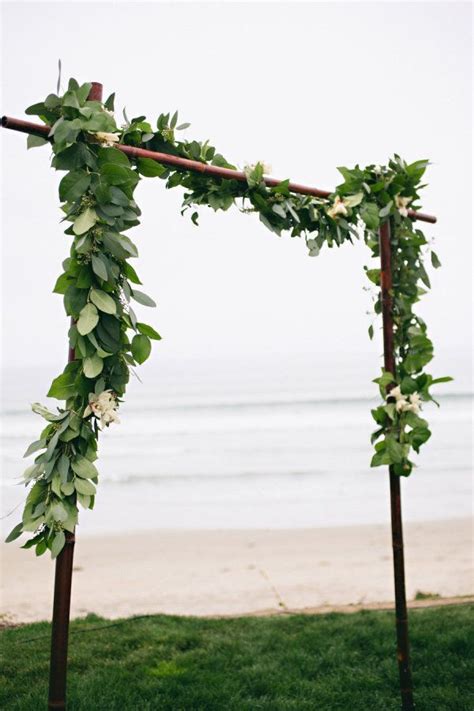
[
  {"xmin": 406, "ymin": 392, "xmax": 422, "ymax": 414},
  {"xmin": 387, "ymin": 385, "xmax": 409, "ymax": 412},
  {"xmin": 388, "ymin": 385, "xmax": 402, "ymax": 400},
  {"xmin": 83, "ymin": 389, "xmax": 120, "ymax": 427},
  {"xmin": 396, "ymin": 397, "xmax": 409, "ymax": 413},
  {"xmin": 94, "ymin": 131, "xmax": 120, "ymax": 147},
  {"xmin": 327, "ymin": 195, "xmax": 348, "ymax": 219},
  {"xmin": 373, "ymin": 165, "xmax": 383, "ymax": 174},
  {"xmin": 387, "ymin": 387, "xmax": 422, "ymax": 414},
  {"xmin": 395, "ymin": 195, "xmax": 411, "ymax": 217},
  {"xmin": 244, "ymin": 161, "xmax": 272, "ymax": 176}
]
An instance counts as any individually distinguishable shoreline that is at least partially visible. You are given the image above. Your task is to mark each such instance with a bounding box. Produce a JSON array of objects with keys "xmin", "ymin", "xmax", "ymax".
[{"xmin": 1, "ymin": 518, "xmax": 472, "ymax": 623}]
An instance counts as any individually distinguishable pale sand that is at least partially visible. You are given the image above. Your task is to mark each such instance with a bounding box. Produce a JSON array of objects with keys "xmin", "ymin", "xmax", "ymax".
[{"xmin": 1, "ymin": 518, "xmax": 472, "ymax": 623}]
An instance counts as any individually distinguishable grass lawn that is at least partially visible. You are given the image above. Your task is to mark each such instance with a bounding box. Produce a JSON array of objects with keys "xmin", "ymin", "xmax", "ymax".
[{"xmin": 1, "ymin": 604, "xmax": 472, "ymax": 710}]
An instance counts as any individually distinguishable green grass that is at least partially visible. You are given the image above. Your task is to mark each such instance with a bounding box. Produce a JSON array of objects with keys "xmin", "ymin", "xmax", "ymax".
[{"xmin": 1, "ymin": 605, "xmax": 473, "ymax": 710}]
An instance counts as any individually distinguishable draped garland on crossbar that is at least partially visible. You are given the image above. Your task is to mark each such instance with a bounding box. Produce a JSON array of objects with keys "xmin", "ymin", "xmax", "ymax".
[{"xmin": 6, "ymin": 79, "xmax": 451, "ymax": 558}]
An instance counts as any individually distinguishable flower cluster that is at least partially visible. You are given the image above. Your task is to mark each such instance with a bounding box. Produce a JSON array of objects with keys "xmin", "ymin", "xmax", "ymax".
[
  {"xmin": 387, "ymin": 386, "xmax": 422, "ymax": 414},
  {"xmin": 93, "ymin": 131, "xmax": 120, "ymax": 147},
  {"xmin": 83, "ymin": 390, "xmax": 120, "ymax": 427},
  {"xmin": 327, "ymin": 195, "xmax": 348, "ymax": 219}
]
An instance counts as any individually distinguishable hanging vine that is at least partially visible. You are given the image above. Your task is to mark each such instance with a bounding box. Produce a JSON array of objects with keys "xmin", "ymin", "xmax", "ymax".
[{"xmin": 5, "ymin": 78, "xmax": 451, "ymax": 557}]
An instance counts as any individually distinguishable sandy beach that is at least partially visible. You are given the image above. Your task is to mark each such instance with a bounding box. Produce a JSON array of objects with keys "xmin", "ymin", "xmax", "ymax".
[{"xmin": 1, "ymin": 518, "xmax": 472, "ymax": 623}]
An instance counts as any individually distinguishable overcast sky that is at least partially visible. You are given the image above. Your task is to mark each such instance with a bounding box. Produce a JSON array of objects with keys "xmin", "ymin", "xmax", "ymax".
[{"xmin": 1, "ymin": 2, "xmax": 472, "ymax": 387}]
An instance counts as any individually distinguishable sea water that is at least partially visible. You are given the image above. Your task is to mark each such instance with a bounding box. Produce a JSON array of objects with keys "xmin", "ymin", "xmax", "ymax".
[{"xmin": 1, "ymin": 353, "xmax": 472, "ymax": 536}]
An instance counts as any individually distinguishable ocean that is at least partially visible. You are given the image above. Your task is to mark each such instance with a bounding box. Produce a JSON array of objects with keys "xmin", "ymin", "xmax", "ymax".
[{"xmin": 1, "ymin": 353, "xmax": 472, "ymax": 536}]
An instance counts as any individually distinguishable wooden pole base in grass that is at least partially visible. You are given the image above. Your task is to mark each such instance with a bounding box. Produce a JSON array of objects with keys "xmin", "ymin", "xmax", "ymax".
[
  {"xmin": 48, "ymin": 532, "xmax": 76, "ymax": 711},
  {"xmin": 47, "ymin": 80, "xmax": 103, "ymax": 711},
  {"xmin": 379, "ymin": 219, "xmax": 415, "ymax": 710}
]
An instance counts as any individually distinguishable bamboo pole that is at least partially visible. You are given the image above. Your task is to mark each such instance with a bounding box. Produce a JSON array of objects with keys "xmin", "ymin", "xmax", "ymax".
[
  {"xmin": 378, "ymin": 218, "xmax": 415, "ymax": 710},
  {"xmin": 0, "ymin": 114, "xmax": 437, "ymax": 225},
  {"xmin": 47, "ymin": 81, "xmax": 103, "ymax": 711}
]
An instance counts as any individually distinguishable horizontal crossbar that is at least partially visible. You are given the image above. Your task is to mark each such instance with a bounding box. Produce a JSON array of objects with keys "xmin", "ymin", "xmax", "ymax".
[{"xmin": 1, "ymin": 115, "xmax": 437, "ymax": 224}]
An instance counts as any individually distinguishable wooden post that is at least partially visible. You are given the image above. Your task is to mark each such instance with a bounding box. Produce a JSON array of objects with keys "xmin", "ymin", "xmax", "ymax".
[
  {"xmin": 47, "ymin": 81, "xmax": 103, "ymax": 711},
  {"xmin": 378, "ymin": 218, "xmax": 415, "ymax": 710}
]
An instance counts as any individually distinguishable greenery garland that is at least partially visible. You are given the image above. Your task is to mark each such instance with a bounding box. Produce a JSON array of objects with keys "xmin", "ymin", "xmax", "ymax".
[{"xmin": 6, "ymin": 78, "xmax": 451, "ymax": 558}]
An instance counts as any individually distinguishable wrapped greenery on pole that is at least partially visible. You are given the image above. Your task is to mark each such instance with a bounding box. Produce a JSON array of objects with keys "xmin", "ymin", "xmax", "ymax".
[{"xmin": 5, "ymin": 78, "xmax": 450, "ymax": 559}]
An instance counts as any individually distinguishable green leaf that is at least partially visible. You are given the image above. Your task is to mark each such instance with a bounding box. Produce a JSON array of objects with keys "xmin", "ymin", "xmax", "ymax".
[
  {"xmin": 53, "ymin": 273, "xmax": 72, "ymax": 294},
  {"xmin": 72, "ymin": 455, "xmax": 99, "ymax": 479},
  {"xmin": 64, "ymin": 285, "xmax": 88, "ymax": 316},
  {"xmin": 386, "ymin": 437, "xmax": 404, "ymax": 463},
  {"xmin": 73, "ymin": 207, "xmax": 97, "ymax": 235},
  {"xmin": 360, "ymin": 202, "xmax": 380, "ymax": 230},
  {"xmin": 23, "ymin": 438, "xmax": 47, "ymax": 458},
  {"xmin": 35, "ymin": 539, "xmax": 48, "ymax": 556},
  {"xmin": 91, "ymin": 255, "xmax": 108, "ymax": 281},
  {"xmin": 131, "ymin": 334, "xmax": 152, "ymax": 364},
  {"xmin": 57, "ymin": 453, "xmax": 70, "ymax": 481},
  {"xmin": 366, "ymin": 269, "xmax": 381, "ymax": 285},
  {"xmin": 398, "ymin": 377, "xmax": 416, "ymax": 396},
  {"xmin": 373, "ymin": 370, "xmax": 394, "ymax": 397},
  {"xmin": 47, "ymin": 372, "xmax": 77, "ymax": 401},
  {"xmin": 59, "ymin": 170, "xmax": 91, "ymax": 203},
  {"xmin": 136, "ymin": 322, "xmax": 161, "ymax": 340},
  {"xmin": 90, "ymin": 288, "xmax": 116, "ymax": 314},
  {"xmin": 132, "ymin": 289, "xmax": 156, "ymax": 307},
  {"xmin": 5, "ymin": 523, "xmax": 23, "ymax": 543},
  {"xmin": 344, "ymin": 192, "xmax": 364, "ymax": 208},
  {"xmin": 431, "ymin": 251, "xmax": 441, "ymax": 269},
  {"xmin": 368, "ymin": 324, "xmax": 374, "ymax": 340},
  {"xmin": 431, "ymin": 376, "xmax": 453, "ymax": 385},
  {"xmin": 83, "ymin": 353, "xmax": 104, "ymax": 378},
  {"xmin": 31, "ymin": 402, "xmax": 65, "ymax": 421},
  {"xmin": 124, "ymin": 262, "xmax": 142, "ymax": 284},
  {"xmin": 137, "ymin": 158, "xmax": 167, "ymax": 177},
  {"xmin": 74, "ymin": 477, "xmax": 97, "ymax": 495},
  {"xmin": 51, "ymin": 531, "xmax": 66, "ymax": 559},
  {"xmin": 370, "ymin": 448, "xmax": 391, "ymax": 467},
  {"xmin": 77, "ymin": 303, "xmax": 99, "ymax": 335},
  {"xmin": 104, "ymin": 92, "xmax": 115, "ymax": 111},
  {"xmin": 61, "ymin": 481, "xmax": 75, "ymax": 496},
  {"xmin": 100, "ymin": 163, "xmax": 138, "ymax": 188},
  {"xmin": 98, "ymin": 147, "xmax": 131, "ymax": 168},
  {"xmin": 27, "ymin": 134, "xmax": 48, "ymax": 149}
]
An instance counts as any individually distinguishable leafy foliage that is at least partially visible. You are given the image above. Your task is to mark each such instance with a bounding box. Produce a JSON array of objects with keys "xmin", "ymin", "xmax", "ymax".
[{"xmin": 7, "ymin": 78, "xmax": 450, "ymax": 557}]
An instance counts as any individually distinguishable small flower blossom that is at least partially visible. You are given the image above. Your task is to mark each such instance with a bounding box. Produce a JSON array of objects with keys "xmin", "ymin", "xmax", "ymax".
[
  {"xmin": 83, "ymin": 390, "xmax": 120, "ymax": 427},
  {"xmin": 407, "ymin": 392, "xmax": 422, "ymax": 414},
  {"xmin": 395, "ymin": 195, "xmax": 411, "ymax": 217},
  {"xmin": 327, "ymin": 195, "xmax": 348, "ymax": 219},
  {"xmin": 94, "ymin": 131, "xmax": 120, "ymax": 147},
  {"xmin": 244, "ymin": 161, "xmax": 272, "ymax": 177},
  {"xmin": 396, "ymin": 397, "xmax": 409, "ymax": 413},
  {"xmin": 388, "ymin": 385, "xmax": 402, "ymax": 400},
  {"xmin": 387, "ymin": 387, "xmax": 422, "ymax": 414}
]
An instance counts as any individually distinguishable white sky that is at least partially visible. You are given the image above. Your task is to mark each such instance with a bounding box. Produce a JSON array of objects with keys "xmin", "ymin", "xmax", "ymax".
[{"xmin": 1, "ymin": 2, "xmax": 472, "ymax": 384}]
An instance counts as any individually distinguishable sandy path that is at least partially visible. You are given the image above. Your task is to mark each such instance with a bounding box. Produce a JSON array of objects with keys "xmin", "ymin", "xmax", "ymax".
[{"xmin": 1, "ymin": 518, "xmax": 472, "ymax": 623}]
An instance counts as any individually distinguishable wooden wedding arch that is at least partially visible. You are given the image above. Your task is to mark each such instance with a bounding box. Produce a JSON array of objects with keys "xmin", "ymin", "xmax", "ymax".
[{"xmin": 2, "ymin": 82, "xmax": 437, "ymax": 711}]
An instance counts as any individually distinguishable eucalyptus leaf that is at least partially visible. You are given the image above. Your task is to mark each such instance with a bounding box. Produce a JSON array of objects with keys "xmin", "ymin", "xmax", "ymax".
[
  {"xmin": 72, "ymin": 455, "xmax": 99, "ymax": 479},
  {"xmin": 83, "ymin": 353, "xmax": 104, "ymax": 378},
  {"xmin": 73, "ymin": 208, "xmax": 97, "ymax": 235},
  {"xmin": 132, "ymin": 289, "xmax": 156, "ymax": 307},
  {"xmin": 77, "ymin": 303, "xmax": 99, "ymax": 335},
  {"xmin": 131, "ymin": 334, "xmax": 151, "ymax": 364}
]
